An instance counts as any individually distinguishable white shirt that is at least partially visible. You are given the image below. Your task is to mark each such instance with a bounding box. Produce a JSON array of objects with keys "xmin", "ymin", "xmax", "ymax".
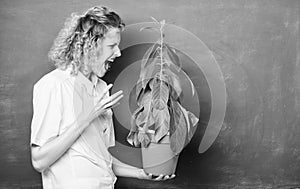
[{"xmin": 31, "ymin": 68, "xmax": 117, "ymax": 189}]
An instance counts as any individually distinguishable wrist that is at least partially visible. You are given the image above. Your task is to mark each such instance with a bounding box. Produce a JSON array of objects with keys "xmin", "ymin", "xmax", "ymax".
[
  {"xmin": 75, "ymin": 118, "xmax": 89, "ymax": 134},
  {"xmin": 136, "ymin": 168, "xmax": 145, "ymax": 179}
]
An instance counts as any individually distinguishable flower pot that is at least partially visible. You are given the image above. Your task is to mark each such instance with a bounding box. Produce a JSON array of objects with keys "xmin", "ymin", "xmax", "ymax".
[{"xmin": 141, "ymin": 134, "xmax": 179, "ymax": 176}]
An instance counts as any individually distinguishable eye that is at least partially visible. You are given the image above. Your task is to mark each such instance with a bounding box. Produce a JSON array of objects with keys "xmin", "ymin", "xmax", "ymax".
[{"xmin": 109, "ymin": 44, "xmax": 116, "ymax": 49}]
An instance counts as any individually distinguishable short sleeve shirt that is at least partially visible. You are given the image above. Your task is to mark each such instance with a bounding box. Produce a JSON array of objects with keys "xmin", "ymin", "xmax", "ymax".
[{"xmin": 31, "ymin": 68, "xmax": 117, "ymax": 189}]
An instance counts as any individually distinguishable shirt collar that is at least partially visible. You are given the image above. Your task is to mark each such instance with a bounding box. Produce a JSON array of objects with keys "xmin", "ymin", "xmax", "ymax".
[
  {"xmin": 61, "ymin": 66, "xmax": 100, "ymax": 96},
  {"xmin": 76, "ymin": 71, "xmax": 98, "ymax": 96}
]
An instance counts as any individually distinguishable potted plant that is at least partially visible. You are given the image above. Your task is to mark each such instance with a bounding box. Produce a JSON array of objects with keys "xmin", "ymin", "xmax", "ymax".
[{"xmin": 127, "ymin": 18, "xmax": 199, "ymax": 175}]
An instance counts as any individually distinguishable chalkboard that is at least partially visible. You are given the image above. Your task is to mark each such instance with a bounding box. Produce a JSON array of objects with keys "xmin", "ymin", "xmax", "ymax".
[{"xmin": 0, "ymin": 0, "xmax": 299, "ymax": 188}]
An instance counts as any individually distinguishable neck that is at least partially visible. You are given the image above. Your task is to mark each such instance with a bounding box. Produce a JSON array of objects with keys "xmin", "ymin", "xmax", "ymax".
[
  {"xmin": 89, "ymin": 73, "xmax": 99, "ymax": 87},
  {"xmin": 79, "ymin": 67, "xmax": 99, "ymax": 86}
]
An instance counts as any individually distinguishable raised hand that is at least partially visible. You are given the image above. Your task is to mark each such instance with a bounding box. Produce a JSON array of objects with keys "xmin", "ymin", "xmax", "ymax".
[{"xmin": 83, "ymin": 84, "xmax": 124, "ymax": 125}]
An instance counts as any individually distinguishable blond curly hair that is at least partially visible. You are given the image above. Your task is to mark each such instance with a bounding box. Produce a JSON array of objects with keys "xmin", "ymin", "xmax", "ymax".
[{"xmin": 48, "ymin": 6, "xmax": 125, "ymax": 75}]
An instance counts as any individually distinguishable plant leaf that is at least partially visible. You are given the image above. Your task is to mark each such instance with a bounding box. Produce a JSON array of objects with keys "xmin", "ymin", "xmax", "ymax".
[
  {"xmin": 181, "ymin": 70, "xmax": 195, "ymax": 96},
  {"xmin": 163, "ymin": 68, "xmax": 182, "ymax": 100},
  {"xmin": 187, "ymin": 111, "xmax": 199, "ymax": 141},
  {"xmin": 177, "ymin": 103, "xmax": 199, "ymax": 141},
  {"xmin": 136, "ymin": 45, "xmax": 156, "ymax": 98},
  {"xmin": 136, "ymin": 43, "xmax": 160, "ymax": 97},
  {"xmin": 152, "ymin": 106, "xmax": 170, "ymax": 142},
  {"xmin": 150, "ymin": 16, "xmax": 160, "ymax": 23},
  {"xmin": 165, "ymin": 44, "xmax": 182, "ymax": 71},
  {"xmin": 140, "ymin": 26, "xmax": 160, "ymax": 33},
  {"xmin": 138, "ymin": 132, "xmax": 151, "ymax": 148},
  {"xmin": 127, "ymin": 91, "xmax": 155, "ymax": 147},
  {"xmin": 136, "ymin": 92, "xmax": 154, "ymax": 128},
  {"xmin": 127, "ymin": 106, "xmax": 143, "ymax": 146},
  {"xmin": 169, "ymin": 99, "xmax": 187, "ymax": 155},
  {"xmin": 152, "ymin": 78, "xmax": 169, "ymax": 110}
]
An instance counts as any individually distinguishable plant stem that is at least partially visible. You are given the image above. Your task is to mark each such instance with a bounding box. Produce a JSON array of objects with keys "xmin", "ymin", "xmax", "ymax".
[{"xmin": 159, "ymin": 22, "xmax": 164, "ymax": 81}]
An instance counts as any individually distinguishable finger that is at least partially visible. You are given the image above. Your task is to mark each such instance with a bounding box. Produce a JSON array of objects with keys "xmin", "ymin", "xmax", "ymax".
[
  {"xmin": 97, "ymin": 84, "xmax": 113, "ymax": 101},
  {"xmin": 110, "ymin": 102, "xmax": 120, "ymax": 109},
  {"xmin": 95, "ymin": 96, "xmax": 121, "ymax": 113},
  {"xmin": 101, "ymin": 90, "xmax": 123, "ymax": 104},
  {"xmin": 98, "ymin": 91, "xmax": 123, "ymax": 109},
  {"xmin": 104, "ymin": 93, "xmax": 123, "ymax": 106},
  {"xmin": 103, "ymin": 94, "xmax": 124, "ymax": 109},
  {"xmin": 110, "ymin": 90, "xmax": 123, "ymax": 101},
  {"xmin": 154, "ymin": 174, "xmax": 164, "ymax": 181},
  {"xmin": 170, "ymin": 174, "xmax": 176, "ymax": 179},
  {"xmin": 164, "ymin": 175, "xmax": 169, "ymax": 180},
  {"xmin": 146, "ymin": 173, "xmax": 153, "ymax": 179}
]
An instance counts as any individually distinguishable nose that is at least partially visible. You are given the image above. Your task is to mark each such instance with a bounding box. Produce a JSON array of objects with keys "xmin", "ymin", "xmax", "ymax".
[{"xmin": 115, "ymin": 46, "xmax": 121, "ymax": 57}]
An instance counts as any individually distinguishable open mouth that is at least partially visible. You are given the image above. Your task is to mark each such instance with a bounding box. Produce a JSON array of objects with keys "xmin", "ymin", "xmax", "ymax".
[{"xmin": 104, "ymin": 60, "xmax": 113, "ymax": 71}]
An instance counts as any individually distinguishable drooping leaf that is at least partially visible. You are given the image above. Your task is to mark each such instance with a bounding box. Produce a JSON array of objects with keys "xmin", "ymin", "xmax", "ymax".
[
  {"xmin": 127, "ymin": 91, "xmax": 154, "ymax": 147},
  {"xmin": 127, "ymin": 106, "xmax": 143, "ymax": 146},
  {"xmin": 187, "ymin": 111, "xmax": 199, "ymax": 141},
  {"xmin": 136, "ymin": 44, "xmax": 157, "ymax": 86},
  {"xmin": 138, "ymin": 131, "xmax": 151, "ymax": 148},
  {"xmin": 152, "ymin": 106, "xmax": 170, "ymax": 142},
  {"xmin": 181, "ymin": 70, "xmax": 196, "ymax": 96},
  {"xmin": 152, "ymin": 78, "xmax": 169, "ymax": 110},
  {"xmin": 139, "ymin": 57, "xmax": 161, "ymax": 89},
  {"xmin": 136, "ymin": 92, "xmax": 155, "ymax": 128},
  {"xmin": 136, "ymin": 43, "xmax": 160, "ymax": 97},
  {"xmin": 143, "ymin": 46, "xmax": 161, "ymax": 69},
  {"xmin": 163, "ymin": 68, "xmax": 181, "ymax": 100},
  {"xmin": 177, "ymin": 102, "xmax": 199, "ymax": 141},
  {"xmin": 169, "ymin": 99, "xmax": 188, "ymax": 155},
  {"xmin": 165, "ymin": 44, "xmax": 182, "ymax": 71},
  {"xmin": 139, "ymin": 26, "xmax": 160, "ymax": 33}
]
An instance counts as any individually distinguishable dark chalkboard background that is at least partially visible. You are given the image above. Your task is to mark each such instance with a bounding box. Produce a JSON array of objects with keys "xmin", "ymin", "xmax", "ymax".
[{"xmin": 0, "ymin": 0, "xmax": 299, "ymax": 188}]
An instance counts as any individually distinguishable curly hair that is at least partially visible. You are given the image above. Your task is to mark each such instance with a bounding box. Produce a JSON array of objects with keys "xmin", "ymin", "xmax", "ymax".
[{"xmin": 48, "ymin": 6, "xmax": 125, "ymax": 75}]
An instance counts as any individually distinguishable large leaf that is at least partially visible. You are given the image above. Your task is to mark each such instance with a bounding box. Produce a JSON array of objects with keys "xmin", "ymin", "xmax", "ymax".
[
  {"xmin": 169, "ymin": 99, "xmax": 188, "ymax": 155},
  {"xmin": 151, "ymin": 77, "xmax": 169, "ymax": 110},
  {"xmin": 187, "ymin": 111, "xmax": 199, "ymax": 141},
  {"xmin": 177, "ymin": 102, "xmax": 199, "ymax": 141},
  {"xmin": 163, "ymin": 68, "xmax": 181, "ymax": 100},
  {"xmin": 127, "ymin": 91, "xmax": 154, "ymax": 147},
  {"xmin": 164, "ymin": 44, "xmax": 182, "ymax": 71},
  {"xmin": 138, "ymin": 132, "xmax": 151, "ymax": 148},
  {"xmin": 127, "ymin": 106, "xmax": 143, "ymax": 146},
  {"xmin": 136, "ymin": 43, "xmax": 160, "ymax": 97},
  {"xmin": 142, "ymin": 43, "xmax": 160, "ymax": 70},
  {"xmin": 152, "ymin": 106, "xmax": 170, "ymax": 142},
  {"xmin": 138, "ymin": 57, "xmax": 161, "ymax": 95}
]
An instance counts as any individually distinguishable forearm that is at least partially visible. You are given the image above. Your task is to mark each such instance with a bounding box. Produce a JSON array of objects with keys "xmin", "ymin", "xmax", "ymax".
[
  {"xmin": 112, "ymin": 157, "xmax": 142, "ymax": 178},
  {"xmin": 31, "ymin": 119, "xmax": 88, "ymax": 172}
]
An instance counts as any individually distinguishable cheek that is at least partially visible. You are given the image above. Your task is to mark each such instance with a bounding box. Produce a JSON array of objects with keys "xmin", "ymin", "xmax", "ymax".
[{"xmin": 103, "ymin": 47, "xmax": 114, "ymax": 57}]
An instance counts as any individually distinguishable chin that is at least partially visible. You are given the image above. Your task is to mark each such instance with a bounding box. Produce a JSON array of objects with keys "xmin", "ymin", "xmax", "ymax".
[
  {"xmin": 96, "ymin": 70, "xmax": 107, "ymax": 78},
  {"xmin": 92, "ymin": 67, "xmax": 106, "ymax": 78}
]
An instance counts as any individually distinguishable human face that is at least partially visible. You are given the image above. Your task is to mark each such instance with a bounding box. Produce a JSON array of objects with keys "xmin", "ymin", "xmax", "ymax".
[{"xmin": 90, "ymin": 28, "xmax": 121, "ymax": 77}]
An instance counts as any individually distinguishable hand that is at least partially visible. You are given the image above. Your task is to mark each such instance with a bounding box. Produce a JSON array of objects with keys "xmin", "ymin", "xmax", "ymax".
[
  {"xmin": 136, "ymin": 169, "xmax": 176, "ymax": 181},
  {"xmin": 83, "ymin": 84, "xmax": 123, "ymax": 125}
]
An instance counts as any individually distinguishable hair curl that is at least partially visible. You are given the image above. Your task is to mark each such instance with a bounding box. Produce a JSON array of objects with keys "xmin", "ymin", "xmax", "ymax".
[{"xmin": 48, "ymin": 6, "xmax": 125, "ymax": 75}]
